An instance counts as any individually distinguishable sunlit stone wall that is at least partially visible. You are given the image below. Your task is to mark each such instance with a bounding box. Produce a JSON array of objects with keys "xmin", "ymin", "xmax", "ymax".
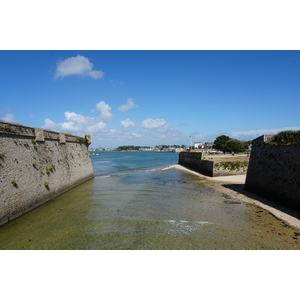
[
  {"xmin": 178, "ymin": 152, "xmax": 248, "ymax": 177},
  {"xmin": 0, "ymin": 120, "xmax": 94, "ymax": 225}
]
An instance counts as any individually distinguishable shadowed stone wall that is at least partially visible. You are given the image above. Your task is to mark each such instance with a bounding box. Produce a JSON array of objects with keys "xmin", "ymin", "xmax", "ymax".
[
  {"xmin": 0, "ymin": 120, "xmax": 94, "ymax": 225},
  {"xmin": 244, "ymin": 135, "xmax": 300, "ymax": 212}
]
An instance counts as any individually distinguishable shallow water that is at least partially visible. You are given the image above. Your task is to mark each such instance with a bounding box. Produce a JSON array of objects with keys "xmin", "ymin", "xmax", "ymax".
[{"xmin": 0, "ymin": 151, "xmax": 299, "ymax": 249}]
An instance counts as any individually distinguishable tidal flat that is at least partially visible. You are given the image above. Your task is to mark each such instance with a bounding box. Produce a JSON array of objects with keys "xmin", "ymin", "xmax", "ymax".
[
  {"xmin": 1, "ymin": 170, "xmax": 300, "ymax": 249},
  {"xmin": 1, "ymin": 151, "xmax": 300, "ymax": 250}
]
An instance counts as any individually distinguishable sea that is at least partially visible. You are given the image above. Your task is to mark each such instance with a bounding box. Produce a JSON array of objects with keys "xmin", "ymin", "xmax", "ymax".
[{"xmin": 0, "ymin": 151, "xmax": 297, "ymax": 250}]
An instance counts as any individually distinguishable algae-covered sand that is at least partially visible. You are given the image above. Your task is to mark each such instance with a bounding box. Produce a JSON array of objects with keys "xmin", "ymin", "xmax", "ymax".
[{"xmin": 165, "ymin": 164, "xmax": 300, "ymax": 249}]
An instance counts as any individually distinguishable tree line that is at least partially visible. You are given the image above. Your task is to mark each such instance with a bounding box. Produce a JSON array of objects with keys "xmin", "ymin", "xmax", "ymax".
[
  {"xmin": 115, "ymin": 145, "xmax": 187, "ymax": 151},
  {"xmin": 115, "ymin": 146, "xmax": 151, "ymax": 151},
  {"xmin": 115, "ymin": 138, "xmax": 252, "ymax": 153},
  {"xmin": 155, "ymin": 145, "xmax": 186, "ymax": 149},
  {"xmin": 213, "ymin": 135, "xmax": 251, "ymax": 153}
]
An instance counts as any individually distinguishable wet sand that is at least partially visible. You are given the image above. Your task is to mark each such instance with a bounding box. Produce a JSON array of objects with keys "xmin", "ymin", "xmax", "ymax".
[
  {"xmin": 1, "ymin": 161, "xmax": 300, "ymax": 249},
  {"xmin": 164, "ymin": 164, "xmax": 300, "ymax": 248}
]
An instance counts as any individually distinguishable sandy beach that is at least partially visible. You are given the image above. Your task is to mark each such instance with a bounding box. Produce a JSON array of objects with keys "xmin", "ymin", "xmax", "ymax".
[{"xmin": 164, "ymin": 164, "xmax": 300, "ymax": 230}]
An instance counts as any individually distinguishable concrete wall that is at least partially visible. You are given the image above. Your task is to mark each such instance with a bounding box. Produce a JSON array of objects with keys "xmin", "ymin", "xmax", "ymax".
[
  {"xmin": 244, "ymin": 135, "xmax": 300, "ymax": 212},
  {"xmin": 178, "ymin": 152, "xmax": 248, "ymax": 177},
  {"xmin": 0, "ymin": 120, "xmax": 94, "ymax": 225}
]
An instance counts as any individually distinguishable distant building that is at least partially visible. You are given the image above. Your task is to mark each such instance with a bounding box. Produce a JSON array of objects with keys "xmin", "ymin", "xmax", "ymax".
[
  {"xmin": 203, "ymin": 142, "xmax": 214, "ymax": 149},
  {"xmin": 194, "ymin": 142, "xmax": 203, "ymax": 149}
]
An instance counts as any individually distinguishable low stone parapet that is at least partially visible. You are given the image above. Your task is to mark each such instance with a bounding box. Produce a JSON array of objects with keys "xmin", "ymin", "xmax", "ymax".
[{"xmin": 178, "ymin": 152, "xmax": 249, "ymax": 177}]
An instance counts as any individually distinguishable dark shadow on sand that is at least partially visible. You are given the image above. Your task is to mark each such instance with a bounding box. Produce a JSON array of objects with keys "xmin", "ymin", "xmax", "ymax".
[
  {"xmin": 222, "ymin": 183, "xmax": 300, "ymax": 221},
  {"xmin": 178, "ymin": 163, "xmax": 300, "ymax": 221}
]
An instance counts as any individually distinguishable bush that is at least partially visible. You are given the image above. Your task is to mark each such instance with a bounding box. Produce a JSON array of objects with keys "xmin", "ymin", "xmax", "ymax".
[
  {"xmin": 215, "ymin": 161, "xmax": 248, "ymax": 171},
  {"xmin": 270, "ymin": 130, "xmax": 300, "ymax": 145}
]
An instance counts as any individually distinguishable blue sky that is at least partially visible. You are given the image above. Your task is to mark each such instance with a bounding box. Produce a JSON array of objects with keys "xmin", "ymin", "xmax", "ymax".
[{"xmin": 1, "ymin": 50, "xmax": 300, "ymax": 148}]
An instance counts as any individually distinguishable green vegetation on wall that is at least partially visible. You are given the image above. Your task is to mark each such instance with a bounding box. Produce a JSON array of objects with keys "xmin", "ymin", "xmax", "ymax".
[
  {"xmin": 215, "ymin": 161, "xmax": 248, "ymax": 171},
  {"xmin": 269, "ymin": 130, "xmax": 300, "ymax": 146}
]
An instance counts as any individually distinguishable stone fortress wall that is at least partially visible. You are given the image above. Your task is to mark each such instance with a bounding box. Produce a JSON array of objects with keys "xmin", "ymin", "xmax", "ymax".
[
  {"xmin": 244, "ymin": 135, "xmax": 300, "ymax": 212},
  {"xmin": 178, "ymin": 152, "xmax": 249, "ymax": 177},
  {"xmin": 0, "ymin": 120, "xmax": 94, "ymax": 225}
]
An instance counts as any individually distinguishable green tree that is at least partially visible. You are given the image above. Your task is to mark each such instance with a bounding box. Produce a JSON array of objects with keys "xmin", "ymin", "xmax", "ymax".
[
  {"xmin": 223, "ymin": 139, "xmax": 245, "ymax": 153},
  {"xmin": 242, "ymin": 140, "xmax": 251, "ymax": 150},
  {"xmin": 213, "ymin": 135, "xmax": 230, "ymax": 151}
]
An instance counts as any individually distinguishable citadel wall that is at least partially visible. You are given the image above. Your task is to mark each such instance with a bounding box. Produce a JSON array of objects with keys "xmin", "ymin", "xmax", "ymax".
[
  {"xmin": 0, "ymin": 120, "xmax": 94, "ymax": 225},
  {"xmin": 178, "ymin": 152, "xmax": 248, "ymax": 177},
  {"xmin": 244, "ymin": 135, "xmax": 300, "ymax": 212}
]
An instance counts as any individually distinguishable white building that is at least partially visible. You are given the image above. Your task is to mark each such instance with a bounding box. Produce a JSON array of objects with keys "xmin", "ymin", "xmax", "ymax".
[{"xmin": 194, "ymin": 142, "xmax": 204, "ymax": 149}]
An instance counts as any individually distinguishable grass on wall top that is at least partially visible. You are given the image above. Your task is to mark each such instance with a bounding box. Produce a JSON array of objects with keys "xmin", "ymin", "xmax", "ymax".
[{"xmin": 269, "ymin": 130, "xmax": 300, "ymax": 146}]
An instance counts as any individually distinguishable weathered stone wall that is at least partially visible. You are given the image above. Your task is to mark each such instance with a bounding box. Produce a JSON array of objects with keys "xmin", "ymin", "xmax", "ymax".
[
  {"xmin": 178, "ymin": 152, "xmax": 248, "ymax": 177},
  {"xmin": 0, "ymin": 120, "xmax": 94, "ymax": 225},
  {"xmin": 213, "ymin": 160, "xmax": 249, "ymax": 177},
  {"xmin": 178, "ymin": 152, "xmax": 208, "ymax": 173},
  {"xmin": 244, "ymin": 135, "xmax": 300, "ymax": 212}
]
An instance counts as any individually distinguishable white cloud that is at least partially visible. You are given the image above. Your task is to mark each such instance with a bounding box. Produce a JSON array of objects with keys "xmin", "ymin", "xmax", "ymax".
[
  {"xmin": 141, "ymin": 118, "xmax": 167, "ymax": 129},
  {"xmin": 118, "ymin": 98, "xmax": 139, "ymax": 112},
  {"xmin": 42, "ymin": 101, "xmax": 113, "ymax": 135},
  {"xmin": 132, "ymin": 133, "xmax": 142, "ymax": 138},
  {"xmin": 43, "ymin": 118, "xmax": 62, "ymax": 131},
  {"xmin": 43, "ymin": 116, "xmax": 82, "ymax": 132},
  {"xmin": 3, "ymin": 113, "xmax": 18, "ymax": 123},
  {"xmin": 54, "ymin": 55, "xmax": 104, "ymax": 79},
  {"xmin": 95, "ymin": 101, "xmax": 113, "ymax": 122},
  {"xmin": 119, "ymin": 118, "xmax": 135, "ymax": 129},
  {"xmin": 43, "ymin": 114, "xmax": 106, "ymax": 134},
  {"xmin": 87, "ymin": 121, "xmax": 107, "ymax": 133}
]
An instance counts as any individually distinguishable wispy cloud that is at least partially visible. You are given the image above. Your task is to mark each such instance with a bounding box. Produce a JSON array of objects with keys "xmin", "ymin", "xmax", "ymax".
[
  {"xmin": 230, "ymin": 126, "xmax": 300, "ymax": 140},
  {"xmin": 179, "ymin": 122, "xmax": 191, "ymax": 127},
  {"xmin": 118, "ymin": 98, "xmax": 139, "ymax": 112},
  {"xmin": 3, "ymin": 113, "xmax": 18, "ymax": 123},
  {"xmin": 110, "ymin": 79, "xmax": 124, "ymax": 89},
  {"xmin": 119, "ymin": 118, "xmax": 135, "ymax": 129},
  {"xmin": 141, "ymin": 118, "xmax": 166, "ymax": 130},
  {"xmin": 193, "ymin": 126, "xmax": 300, "ymax": 143},
  {"xmin": 0, "ymin": 108, "xmax": 17, "ymax": 123},
  {"xmin": 54, "ymin": 55, "xmax": 104, "ymax": 79}
]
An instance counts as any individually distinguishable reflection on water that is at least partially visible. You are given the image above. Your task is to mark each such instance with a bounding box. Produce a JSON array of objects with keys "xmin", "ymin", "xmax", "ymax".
[{"xmin": 0, "ymin": 152, "xmax": 299, "ymax": 250}]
